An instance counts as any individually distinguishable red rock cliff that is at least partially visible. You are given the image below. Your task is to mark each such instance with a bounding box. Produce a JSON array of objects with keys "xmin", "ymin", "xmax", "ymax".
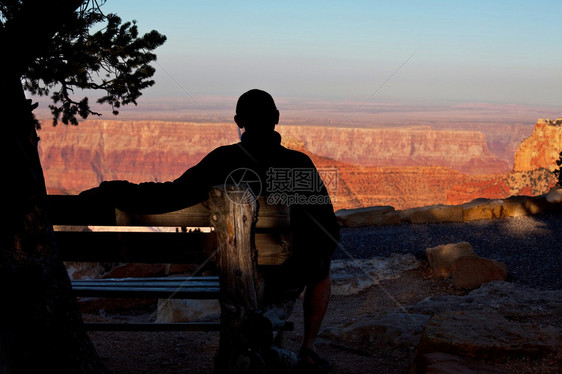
[
  {"xmin": 446, "ymin": 118, "xmax": 561, "ymax": 205},
  {"xmin": 513, "ymin": 118, "xmax": 562, "ymax": 172},
  {"xmin": 38, "ymin": 120, "xmax": 237, "ymax": 193},
  {"xmin": 278, "ymin": 125, "xmax": 509, "ymax": 174},
  {"xmin": 37, "ymin": 119, "xmax": 522, "ymax": 210}
]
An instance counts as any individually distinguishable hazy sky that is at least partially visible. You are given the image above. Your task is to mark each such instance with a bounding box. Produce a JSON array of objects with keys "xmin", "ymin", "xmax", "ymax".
[
  {"xmin": 32, "ymin": 1, "xmax": 561, "ymax": 123},
  {"xmin": 100, "ymin": 1, "xmax": 561, "ymax": 108}
]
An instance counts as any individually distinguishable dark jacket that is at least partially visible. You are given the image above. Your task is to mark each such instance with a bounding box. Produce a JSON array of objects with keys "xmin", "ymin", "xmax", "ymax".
[{"xmin": 94, "ymin": 130, "xmax": 340, "ymax": 258}]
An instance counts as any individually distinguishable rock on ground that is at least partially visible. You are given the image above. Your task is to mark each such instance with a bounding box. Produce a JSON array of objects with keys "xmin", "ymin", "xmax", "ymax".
[
  {"xmin": 417, "ymin": 310, "xmax": 561, "ymax": 358},
  {"xmin": 425, "ymin": 242, "xmax": 475, "ymax": 278},
  {"xmin": 330, "ymin": 254, "xmax": 420, "ymax": 295},
  {"xmin": 451, "ymin": 255, "xmax": 507, "ymax": 290},
  {"xmin": 321, "ymin": 281, "xmax": 561, "ymax": 372},
  {"xmin": 320, "ymin": 312, "xmax": 430, "ymax": 353}
]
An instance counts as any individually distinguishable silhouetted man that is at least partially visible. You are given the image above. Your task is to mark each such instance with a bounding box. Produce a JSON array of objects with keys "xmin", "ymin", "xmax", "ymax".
[{"xmin": 82, "ymin": 89, "xmax": 339, "ymax": 372}]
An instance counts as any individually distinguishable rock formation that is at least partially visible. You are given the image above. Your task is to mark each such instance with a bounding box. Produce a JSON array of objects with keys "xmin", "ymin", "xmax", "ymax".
[
  {"xmin": 38, "ymin": 120, "xmax": 506, "ymax": 210},
  {"xmin": 513, "ymin": 118, "xmax": 562, "ymax": 172},
  {"xmin": 38, "ymin": 118, "xmax": 560, "ymax": 210},
  {"xmin": 279, "ymin": 125, "xmax": 509, "ymax": 174},
  {"xmin": 446, "ymin": 118, "xmax": 561, "ymax": 205}
]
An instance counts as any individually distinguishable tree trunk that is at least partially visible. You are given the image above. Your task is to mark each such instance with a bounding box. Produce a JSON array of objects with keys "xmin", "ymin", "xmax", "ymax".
[{"xmin": 0, "ymin": 77, "xmax": 107, "ymax": 372}]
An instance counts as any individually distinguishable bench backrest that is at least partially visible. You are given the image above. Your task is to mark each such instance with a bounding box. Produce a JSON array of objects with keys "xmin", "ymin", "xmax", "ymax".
[{"xmin": 48, "ymin": 189, "xmax": 291, "ymax": 266}]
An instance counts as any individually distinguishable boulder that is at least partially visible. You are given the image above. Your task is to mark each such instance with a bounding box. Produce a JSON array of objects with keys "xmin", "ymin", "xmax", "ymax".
[
  {"xmin": 492, "ymin": 197, "xmax": 529, "ymax": 218},
  {"xmin": 320, "ymin": 312, "xmax": 430, "ymax": 354},
  {"xmin": 157, "ymin": 298, "xmax": 221, "ymax": 323},
  {"xmin": 461, "ymin": 195, "xmax": 553, "ymax": 222},
  {"xmin": 335, "ymin": 206, "xmax": 398, "ymax": 227},
  {"xmin": 452, "ymin": 256, "xmax": 507, "ymax": 290},
  {"xmin": 461, "ymin": 199, "xmax": 495, "ymax": 221},
  {"xmin": 491, "ymin": 195, "xmax": 550, "ymax": 219},
  {"xmin": 417, "ymin": 310, "xmax": 562, "ymax": 358},
  {"xmin": 425, "ymin": 242, "xmax": 475, "ymax": 278},
  {"xmin": 521, "ymin": 195, "xmax": 551, "ymax": 214},
  {"xmin": 408, "ymin": 281, "xmax": 562, "ymax": 319},
  {"xmin": 400, "ymin": 205, "xmax": 463, "ymax": 224}
]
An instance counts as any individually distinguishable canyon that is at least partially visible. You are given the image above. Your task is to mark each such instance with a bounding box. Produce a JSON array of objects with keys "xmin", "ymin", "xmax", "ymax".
[
  {"xmin": 37, "ymin": 118, "xmax": 561, "ymax": 211},
  {"xmin": 278, "ymin": 125, "xmax": 510, "ymax": 174}
]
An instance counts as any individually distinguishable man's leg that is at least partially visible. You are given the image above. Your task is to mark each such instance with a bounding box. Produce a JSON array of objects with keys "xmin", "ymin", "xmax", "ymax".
[{"xmin": 301, "ymin": 274, "xmax": 331, "ymax": 352}]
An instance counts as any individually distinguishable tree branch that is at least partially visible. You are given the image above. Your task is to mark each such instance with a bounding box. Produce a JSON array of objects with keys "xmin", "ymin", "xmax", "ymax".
[{"xmin": 0, "ymin": 0, "xmax": 84, "ymax": 76}]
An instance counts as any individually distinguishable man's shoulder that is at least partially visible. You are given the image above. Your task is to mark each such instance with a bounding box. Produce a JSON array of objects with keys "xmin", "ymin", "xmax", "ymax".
[
  {"xmin": 279, "ymin": 146, "xmax": 314, "ymax": 165},
  {"xmin": 205, "ymin": 143, "xmax": 243, "ymax": 158}
]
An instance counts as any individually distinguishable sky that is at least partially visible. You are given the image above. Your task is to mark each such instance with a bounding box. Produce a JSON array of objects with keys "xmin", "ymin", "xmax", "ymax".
[{"xmin": 38, "ymin": 1, "xmax": 562, "ymax": 124}]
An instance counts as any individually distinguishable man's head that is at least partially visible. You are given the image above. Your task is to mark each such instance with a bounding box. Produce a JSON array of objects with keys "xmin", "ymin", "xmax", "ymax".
[{"xmin": 235, "ymin": 89, "xmax": 279, "ymax": 133}]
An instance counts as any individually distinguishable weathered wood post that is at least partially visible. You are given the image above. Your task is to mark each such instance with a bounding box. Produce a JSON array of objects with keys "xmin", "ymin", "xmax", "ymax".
[{"xmin": 209, "ymin": 185, "xmax": 267, "ymax": 374}]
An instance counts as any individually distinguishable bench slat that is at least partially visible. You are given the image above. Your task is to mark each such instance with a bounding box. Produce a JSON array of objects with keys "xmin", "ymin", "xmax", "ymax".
[
  {"xmin": 73, "ymin": 286, "xmax": 220, "ymax": 299},
  {"xmin": 84, "ymin": 322, "xmax": 220, "ymax": 332},
  {"xmin": 73, "ymin": 279, "xmax": 219, "ymax": 288},
  {"xmin": 73, "ymin": 282, "xmax": 219, "ymax": 288},
  {"xmin": 48, "ymin": 195, "xmax": 291, "ymax": 229},
  {"xmin": 73, "ymin": 276, "xmax": 218, "ymax": 283},
  {"xmin": 115, "ymin": 197, "xmax": 289, "ymax": 229},
  {"xmin": 84, "ymin": 321, "xmax": 294, "ymax": 332}
]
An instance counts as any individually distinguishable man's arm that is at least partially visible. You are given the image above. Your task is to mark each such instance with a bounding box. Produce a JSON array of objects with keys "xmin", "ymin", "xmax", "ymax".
[{"xmin": 80, "ymin": 147, "xmax": 225, "ymax": 214}]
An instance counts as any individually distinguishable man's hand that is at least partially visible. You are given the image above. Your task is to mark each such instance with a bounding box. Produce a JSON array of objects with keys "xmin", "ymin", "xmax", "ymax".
[
  {"xmin": 78, "ymin": 180, "xmax": 131, "ymax": 202},
  {"xmin": 78, "ymin": 186, "xmax": 101, "ymax": 200}
]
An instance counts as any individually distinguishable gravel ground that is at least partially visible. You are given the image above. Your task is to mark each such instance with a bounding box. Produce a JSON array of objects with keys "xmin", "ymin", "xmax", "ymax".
[{"xmin": 335, "ymin": 211, "xmax": 562, "ymax": 290}]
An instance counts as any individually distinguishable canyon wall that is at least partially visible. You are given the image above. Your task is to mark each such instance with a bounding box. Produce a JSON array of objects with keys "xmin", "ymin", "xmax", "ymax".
[
  {"xmin": 513, "ymin": 119, "xmax": 562, "ymax": 172},
  {"xmin": 38, "ymin": 118, "xmax": 558, "ymax": 210},
  {"xmin": 39, "ymin": 120, "xmax": 236, "ymax": 193},
  {"xmin": 434, "ymin": 122, "xmax": 533, "ymax": 169},
  {"xmin": 278, "ymin": 125, "xmax": 509, "ymax": 174}
]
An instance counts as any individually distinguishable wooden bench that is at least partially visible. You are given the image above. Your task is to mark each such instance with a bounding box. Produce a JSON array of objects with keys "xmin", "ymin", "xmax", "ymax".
[{"xmin": 47, "ymin": 185, "xmax": 293, "ymax": 340}]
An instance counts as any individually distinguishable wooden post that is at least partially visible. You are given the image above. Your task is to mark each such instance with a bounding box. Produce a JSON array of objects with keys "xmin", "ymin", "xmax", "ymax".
[{"xmin": 210, "ymin": 185, "xmax": 267, "ymax": 374}]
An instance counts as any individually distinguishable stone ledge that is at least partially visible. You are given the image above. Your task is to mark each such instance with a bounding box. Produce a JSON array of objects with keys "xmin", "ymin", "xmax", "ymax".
[{"xmin": 336, "ymin": 187, "xmax": 562, "ymax": 228}]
